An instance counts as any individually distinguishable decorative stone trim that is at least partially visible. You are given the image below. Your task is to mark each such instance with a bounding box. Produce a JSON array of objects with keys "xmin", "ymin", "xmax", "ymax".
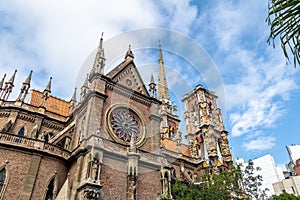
[
  {"xmin": 106, "ymin": 83, "xmax": 151, "ymax": 107},
  {"xmin": 42, "ymin": 120, "xmax": 64, "ymax": 131},
  {"xmin": 106, "ymin": 105, "xmax": 146, "ymax": 147},
  {"xmin": 0, "ymin": 112, "xmax": 10, "ymax": 118},
  {"xmin": 17, "ymin": 114, "xmax": 35, "ymax": 123}
]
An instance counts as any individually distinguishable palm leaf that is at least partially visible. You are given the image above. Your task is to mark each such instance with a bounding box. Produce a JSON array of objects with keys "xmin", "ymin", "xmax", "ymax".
[{"xmin": 267, "ymin": 0, "xmax": 300, "ymax": 68}]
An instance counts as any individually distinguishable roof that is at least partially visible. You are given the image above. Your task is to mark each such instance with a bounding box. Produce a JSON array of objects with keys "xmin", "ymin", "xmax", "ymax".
[
  {"xmin": 163, "ymin": 138, "xmax": 191, "ymax": 157},
  {"xmin": 29, "ymin": 90, "xmax": 71, "ymax": 117}
]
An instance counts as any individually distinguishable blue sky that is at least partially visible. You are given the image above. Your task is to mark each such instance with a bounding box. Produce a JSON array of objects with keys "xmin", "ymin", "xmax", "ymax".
[{"xmin": 0, "ymin": 0, "xmax": 299, "ymax": 167}]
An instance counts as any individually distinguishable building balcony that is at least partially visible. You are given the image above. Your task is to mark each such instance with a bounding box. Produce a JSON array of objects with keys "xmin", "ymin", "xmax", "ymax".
[{"xmin": 0, "ymin": 132, "xmax": 71, "ymax": 160}]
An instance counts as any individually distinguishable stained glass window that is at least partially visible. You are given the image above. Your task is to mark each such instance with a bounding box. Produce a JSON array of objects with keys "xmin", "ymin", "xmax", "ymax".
[
  {"xmin": 18, "ymin": 127, "xmax": 25, "ymax": 136},
  {"xmin": 45, "ymin": 178, "xmax": 54, "ymax": 200},
  {"xmin": 0, "ymin": 168, "xmax": 6, "ymax": 194}
]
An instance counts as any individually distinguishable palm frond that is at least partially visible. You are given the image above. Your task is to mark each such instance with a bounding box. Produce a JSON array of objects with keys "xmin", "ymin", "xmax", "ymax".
[{"xmin": 267, "ymin": 0, "xmax": 300, "ymax": 68}]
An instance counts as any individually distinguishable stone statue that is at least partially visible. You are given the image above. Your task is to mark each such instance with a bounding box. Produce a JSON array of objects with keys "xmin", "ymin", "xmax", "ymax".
[
  {"xmin": 91, "ymin": 158, "xmax": 99, "ymax": 181},
  {"xmin": 128, "ymin": 180, "xmax": 136, "ymax": 200}
]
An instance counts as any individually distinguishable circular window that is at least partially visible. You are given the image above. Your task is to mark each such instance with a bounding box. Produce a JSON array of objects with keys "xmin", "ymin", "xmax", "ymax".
[
  {"xmin": 126, "ymin": 79, "xmax": 132, "ymax": 87},
  {"xmin": 107, "ymin": 106, "xmax": 145, "ymax": 145}
]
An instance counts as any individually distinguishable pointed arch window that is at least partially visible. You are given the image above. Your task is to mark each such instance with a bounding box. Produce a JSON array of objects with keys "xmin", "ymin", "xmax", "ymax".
[
  {"xmin": 0, "ymin": 168, "xmax": 6, "ymax": 194},
  {"xmin": 44, "ymin": 132, "xmax": 54, "ymax": 143},
  {"xmin": 18, "ymin": 127, "xmax": 25, "ymax": 137},
  {"xmin": 45, "ymin": 177, "xmax": 55, "ymax": 200}
]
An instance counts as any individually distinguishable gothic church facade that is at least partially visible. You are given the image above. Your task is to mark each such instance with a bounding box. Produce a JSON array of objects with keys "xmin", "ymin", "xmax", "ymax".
[{"xmin": 0, "ymin": 35, "xmax": 232, "ymax": 200}]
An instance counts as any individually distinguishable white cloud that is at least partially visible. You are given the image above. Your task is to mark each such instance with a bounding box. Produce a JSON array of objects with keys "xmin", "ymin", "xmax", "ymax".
[
  {"xmin": 0, "ymin": 0, "xmax": 164, "ymax": 99},
  {"xmin": 243, "ymin": 136, "xmax": 276, "ymax": 151},
  {"xmin": 192, "ymin": 0, "xmax": 299, "ymax": 141},
  {"xmin": 160, "ymin": 0, "xmax": 197, "ymax": 35},
  {"xmin": 228, "ymin": 48, "xmax": 298, "ymax": 137},
  {"xmin": 1, "ymin": 0, "xmax": 300, "ymax": 159}
]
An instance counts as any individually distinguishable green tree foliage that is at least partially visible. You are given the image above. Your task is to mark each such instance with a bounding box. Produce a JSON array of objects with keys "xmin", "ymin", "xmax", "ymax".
[
  {"xmin": 267, "ymin": 0, "xmax": 300, "ymax": 67},
  {"xmin": 271, "ymin": 193, "xmax": 300, "ymax": 200},
  {"xmin": 167, "ymin": 161, "xmax": 268, "ymax": 200},
  {"xmin": 240, "ymin": 161, "xmax": 269, "ymax": 200}
]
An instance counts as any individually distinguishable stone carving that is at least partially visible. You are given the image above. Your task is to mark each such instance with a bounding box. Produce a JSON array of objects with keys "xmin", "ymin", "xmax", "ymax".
[
  {"xmin": 128, "ymin": 180, "xmax": 136, "ymax": 200},
  {"xmin": 87, "ymin": 156, "xmax": 101, "ymax": 182},
  {"xmin": 219, "ymin": 132, "xmax": 232, "ymax": 162},
  {"xmin": 84, "ymin": 188, "xmax": 101, "ymax": 199}
]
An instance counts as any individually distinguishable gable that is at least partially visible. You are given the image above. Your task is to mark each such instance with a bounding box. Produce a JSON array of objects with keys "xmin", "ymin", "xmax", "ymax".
[{"xmin": 106, "ymin": 60, "xmax": 149, "ymax": 96}]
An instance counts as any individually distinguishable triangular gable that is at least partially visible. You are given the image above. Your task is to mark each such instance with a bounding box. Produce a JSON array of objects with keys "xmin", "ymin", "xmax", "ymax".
[{"xmin": 106, "ymin": 59, "xmax": 149, "ymax": 96}]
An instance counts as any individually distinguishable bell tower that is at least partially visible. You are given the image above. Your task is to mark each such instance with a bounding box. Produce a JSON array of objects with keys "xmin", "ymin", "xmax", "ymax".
[{"xmin": 182, "ymin": 85, "xmax": 233, "ymax": 174}]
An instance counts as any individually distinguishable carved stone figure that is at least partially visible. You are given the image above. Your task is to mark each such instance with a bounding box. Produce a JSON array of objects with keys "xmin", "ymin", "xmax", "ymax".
[
  {"xmin": 92, "ymin": 159, "xmax": 99, "ymax": 181},
  {"xmin": 128, "ymin": 180, "xmax": 136, "ymax": 200}
]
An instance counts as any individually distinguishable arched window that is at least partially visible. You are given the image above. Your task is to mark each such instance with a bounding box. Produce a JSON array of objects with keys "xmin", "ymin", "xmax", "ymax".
[
  {"xmin": 18, "ymin": 127, "xmax": 25, "ymax": 137},
  {"xmin": 44, "ymin": 132, "xmax": 54, "ymax": 143},
  {"xmin": 45, "ymin": 177, "xmax": 55, "ymax": 200},
  {"xmin": 0, "ymin": 168, "xmax": 6, "ymax": 194}
]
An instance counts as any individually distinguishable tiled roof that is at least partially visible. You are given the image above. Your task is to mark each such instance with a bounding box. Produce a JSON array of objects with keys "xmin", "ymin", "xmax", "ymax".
[
  {"xmin": 29, "ymin": 90, "xmax": 71, "ymax": 117},
  {"xmin": 163, "ymin": 138, "xmax": 191, "ymax": 157}
]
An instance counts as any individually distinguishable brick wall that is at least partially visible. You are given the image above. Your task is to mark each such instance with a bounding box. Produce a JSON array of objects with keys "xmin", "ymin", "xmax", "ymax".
[
  {"xmin": 31, "ymin": 157, "xmax": 68, "ymax": 200},
  {"xmin": 0, "ymin": 147, "xmax": 31, "ymax": 200},
  {"xmin": 0, "ymin": 147, "xmax": 68, "ymax": 200}
]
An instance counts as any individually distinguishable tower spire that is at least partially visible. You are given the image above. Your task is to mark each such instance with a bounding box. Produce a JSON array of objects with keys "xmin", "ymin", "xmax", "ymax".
[
  {"xmin": 0, "ymin": 74, "xmax": 6, "ymax": 93},
  {"xmin": 1, "ymin": 70, "xmax": 17, "ymax": 100},
  {"xmin": 17, "ymin": 70, "xmax": 32, "ymax": 102},
  {"xmin": 7, "ymin": 70, "xmax": 17, "ymax": 84},
  {"xmin": 70, "ymin": 87, "xmax": 77, "ymax": 109},
  {"xmin": 91, "ymin": 32, "xmax": 105, "ymax": 76},
  {"xmin": 157, "ymin": 42, "xmax": 169, "ymax": 101},
  {"xmin": 80, "ymin": 74, "xmax": 89, "ymax": 101},
  {"xmin": 40, "ymin": 77, "xmax": 52, "ymax": 108},
  {"xmin": 44, "ymin": 77, "xmax": 52, "ymax": 94},
  {"xmin": 159, "ymin": 41, "xmax": 164, "ymax": 64},
  {"xmin": 148, "ymin": 74, "xmax": 156, "ymax": 98},
  {"xmin": 125, "ymin": 45, "xmax": 134, "ymax": 60}
]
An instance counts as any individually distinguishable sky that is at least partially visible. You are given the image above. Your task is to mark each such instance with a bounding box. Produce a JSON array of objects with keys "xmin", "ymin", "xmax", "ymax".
[{"xmin": 0, "ymin": 0, "xmax": 299, "ymax": 167}]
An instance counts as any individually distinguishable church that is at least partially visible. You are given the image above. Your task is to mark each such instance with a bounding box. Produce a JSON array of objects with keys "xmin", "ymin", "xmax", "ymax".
[{"xmin": 0, "ymin": 35, "xmax": 232, "ymax": 200}]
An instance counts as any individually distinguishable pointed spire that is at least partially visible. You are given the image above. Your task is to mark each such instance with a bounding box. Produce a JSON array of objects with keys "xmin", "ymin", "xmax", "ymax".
[
  {"xmin": 40, "ymin": 77, "xmax": 52, "ymax": 108},
  {"xmin": 82, "ymin": 74, "xmax": 89, "ymax": 88},
  {"xmin": 159, "ymin": 40, "xmax": 164, "ymax": 65},
  {"xmin": 149, "ymin": 74, "xmax": 156, "ymax": 98},
  {"xmin": 7, "ymin": 70, "xmax": 17, "ymax": 85},
  {"xmin": 91, "ymin": 33, "xmax": 105, "ymax": 76},
  {"xmin": 24, "ymin": 70, "xmax": 33, "ymax": 85},
  {"xmin": 1, "ymin": 70, "xmax": 17, "ymax": 100},
  {"xmin": 44, "ymin": 77, "xmax": 52, "ymax": 93},
  {"xmin": 0, "ymin": 74, "xmax": 6, "ymax": 90},
  {"xmin": 80, "ymin": 74, "xmax": 89, "ymax": 101},
  {"xmin": 157, "ymin": 42, "xmax": 169, "ymax": 101},
  {"xmin": 17, "ymin": 70, "xmax": 33, "ymax": 101},
  {"xmin": 70, "ymin": 87, "xmax": 77, "ymax": 110},
  {"xmin": 71, "ymin": 87, "xmax": 77, "ymax": 102},
  {"xmin": 125, "ymin": 45, "xmax": 134, "ymax": 60}
]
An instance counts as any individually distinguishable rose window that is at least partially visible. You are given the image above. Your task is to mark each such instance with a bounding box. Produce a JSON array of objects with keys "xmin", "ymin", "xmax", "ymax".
[{"xmin": 110, "ymin": 108, "xmax": 140, "ymax": 142}]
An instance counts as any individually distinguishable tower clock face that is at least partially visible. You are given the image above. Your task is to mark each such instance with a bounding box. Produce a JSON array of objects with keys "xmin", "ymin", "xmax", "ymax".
[{"xmin": 107, "ymin": 106, "xmax": 145, "ymax": 146}]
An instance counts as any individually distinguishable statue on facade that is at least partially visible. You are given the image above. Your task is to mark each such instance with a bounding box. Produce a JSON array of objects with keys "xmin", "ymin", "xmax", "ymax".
[
  {"xmin": 128, "ymin": 180, "xmax": 136, "ymax": 200},
  {"xmin": 87, "ymin": 156, "xmax": 101, "ymax": 183}
]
